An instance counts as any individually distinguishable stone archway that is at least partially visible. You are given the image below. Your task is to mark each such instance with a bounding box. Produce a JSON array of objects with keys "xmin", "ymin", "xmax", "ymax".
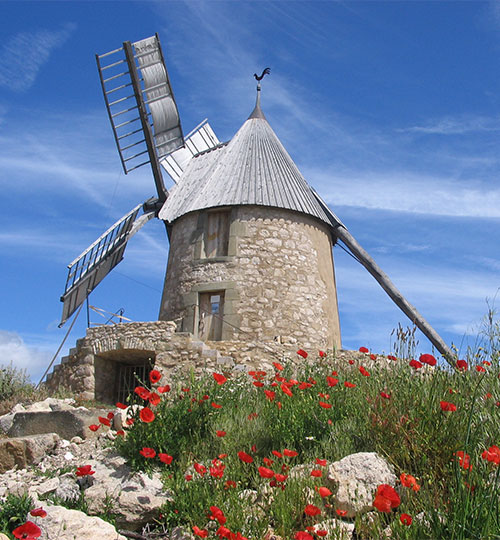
[{"xmin": 93, "ymin": 349, "xmax": 156, "ymax": 404}]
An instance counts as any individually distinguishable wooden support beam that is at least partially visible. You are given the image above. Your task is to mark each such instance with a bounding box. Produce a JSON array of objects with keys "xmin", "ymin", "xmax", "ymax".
[{"xmin": 334, "ymin": 225, "xmax": 456, "ymax": 366}]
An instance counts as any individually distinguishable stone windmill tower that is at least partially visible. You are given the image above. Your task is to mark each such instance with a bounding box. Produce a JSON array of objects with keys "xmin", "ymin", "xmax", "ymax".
[
  {"xmin": 58, "ymin": 35, "xmax": 454, "ymax": 366},
  {"xmin": 158, "ymin": 77, "xmax": 341, "ymax": 350}
]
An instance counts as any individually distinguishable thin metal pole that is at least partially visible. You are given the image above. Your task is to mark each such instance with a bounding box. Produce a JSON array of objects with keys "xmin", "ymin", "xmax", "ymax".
[{"xmin": 35, "ymin": 302, "xmax": 84, "ymax": 390}]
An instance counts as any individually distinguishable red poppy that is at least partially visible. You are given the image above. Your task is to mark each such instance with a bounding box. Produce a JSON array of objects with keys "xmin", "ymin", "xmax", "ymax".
[
  {"xmin": 476, "ymin": 365, "xmax": 486, "ymax": 373},
  {"xmin": 216, "ymin": 526, "xmax": 232, "ymax": 538},
  {"xmin": 98, "ymin": 416, "xmax": 111, "ymax": 427},
  {"xmin": 116, "ymin": 430, "xmax": 125, "ymax": 437},
  {"xmin": 400, "ymin": 473, "xmax": 420, "ymax": 492},
  {"xmin": 481, "ymin": 445, "xmax": 500, "ymax": 465},
  {"xmin": 258, "ymin": 466, "xmax": 275, "ymax": 478},
  {"xmin": 12, "ymin": 521, "xmax": 41, "ymax": 539},
  {"xmin": 304, "ymin": 504, "xmax": 321, "ymax": 516},
  {"xmin": 387, "ymin": 354, "xmax": 397, "ymax": 361},
  {"xmin": 185, "ymin": 474, "xmax": 193, "ymax": 481},
  {"xmin": 149, "ymin": 392, "xmax": 161, "ymax": 406},
  {"xmin": 409, "ymin": 359, "xmax": 423, "ymax": 370},
  {"xmin": 116, "ymin": 402, "xmax": 127, "ymax": 409},
  {"xmin": 139, "ymin": 407, "xmax": 155, "ymax": 423},
  {"xmin": 225, "ymin": 480, "xmax": 236, "ymax": 488},
  {"xmin": 209, "ymin": 460, "xmax": 226, "ymax": 479},
  {"xmin": 344, "ymin": 381, "xmax": 356, "ymax": 388},
  {"xmin": 273, "ymin": 362, "xmax": 284, "ymax": 371},
  {"xmin": 311, "ymin": 469, "xmax": 322, "ymax": 477},
  {"xmin": 157, "ymin": 385, "xmax": 171, "ymax": 393},
  {"xmin": 319, "ymin": 401, "xmax": 332, "ymax": 409},
  {"xmin": 419, "ymin": 354, "xmax": 437, "ymax": 366},
  {"xmin": 238, "ymin": 451, "xmax": 253, "ymax": 464},
  {"xmin": 213, "ymin": 372, "xmax": 227, "ymax": 385},
  {"xmin": 75, "ymin": 464, "xmax": 95, "ymax": 476},
  {"xmin": 348, "ymin": 359, "xmax": 355, "ymax": 365},
  {"xmin": 359, "ymin": 347, "xmax": 369, "ymax": 353},
  {"xmin": 297, "ymin": 349, "xmax": 308, "ymax": 358},
  {"xmin": 253, "ymin": 381, "xmax": 264, "ymax": 387},
  {"xmin": 212, "ymin": 402, "xmax": 222, "ymax": 409},
  {"xmin": 149, "ymin": 369, "xmax": 162, "ymax": 383},
  {"xmin": 29, "ymin": 507, "xmax": 47, "ymax": 518},
  {"xmin": 319, "ymin": 350, "xmax": 326, "ymax": 358},
  {"xmin": 373, "ymin": 484, "xmax": 400, "ymax": 512},
  {"xmin": 316, "ymin": 530, "xmax": 328, "ymax": 537},
  {"xmin": 89, "ymin": 424, "xmax": 100, "ymax": 432},
  {"xmin": 400, "ymin": 513, "xmax": 412, "ymax": 526},
  {"xmin": 209, "ymin": 505, "xmax": 226, "ymax": 525},
  {"xmin": 134, "ymin": 386, "xmax": 151, "ymax": 400},
  {"xmin": 158, "ymin": 453, "xmax": 173, "ymax": 465},
  {"xmin": 281, "ymin": 383, "xmax": 293, "ymax": 397},
  {"xmin": 295, "ymin": 532, "xmax": 314, "ymax": 540},
  {"xmin": 483, "ymin": 360, "xmax": 491, "ymax": 366},
  {"xmin": 193, "ymin": 526, "xmax": 208, "ymax": 538},
  {"xmin": 216, "ymin": 430, "xmax": 226, "ymax": 437},
  {"xmin": 335, "ymin": 509, "xmax": 347, "ymax": 516},
  {"xmin": 140, "ymin": 447, "xmax": 156, "ymax": 459},
  {"xmin": 125, "ymin": 418, "xmax": 135, "ymax": 426},
  {"xmin": 380, "ymin": 392, "xmax": 391, "ymax": 399},
  {"xmin": 370, "ymin": 354, "xmax": 377, "ymax": 361},
  {"xmin": 275, "ymin": 473, "xmax": 287, "ymax": 482},
  {"xmin": 298, "ymin": 382, "xmax": 311, "ymax": 390},
  {"xmin": 453, "ymin": 451, "xmax": 472, "ymax": 470},
  {"xmin": 283, "ymin": 449, "xmax": 298, "ymax": 457},
  {"xmin": 315, "ymin": 458, "xmax": 327, "ymax": 466},
  {"xmin": 440, "ymin": 401, "xmax": 457, "ymax": 412},
  {"xmin": 359, "ymin": 366, "xmax": 370, "ymax": 377},
  {"xmin": 318, "ymin": 486, "xmax": 332, "ymax": 497},
  {"xmin": 194, "ymin": 462, "xmax": 207, "ymax": 476},
  {"xmin": 272, "ymin": 450, "xmax": 283, "ymax": 458},
  {"xmin": 326, "ymin": 376, "xmax": 339, "ymax": 387}
]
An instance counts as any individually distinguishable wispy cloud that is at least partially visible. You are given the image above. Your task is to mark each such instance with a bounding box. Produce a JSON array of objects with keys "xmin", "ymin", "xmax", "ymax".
[
  {"xmin": 399, "ymin": 115, "xmax": 500, "ymax": 135},
  {"xmin": 0, "ymin": 23, "xmax": 76, "ymax": 92},
  {"xmin": 309, "ymin": 169, "xmax": 500, "ymax": 218}
]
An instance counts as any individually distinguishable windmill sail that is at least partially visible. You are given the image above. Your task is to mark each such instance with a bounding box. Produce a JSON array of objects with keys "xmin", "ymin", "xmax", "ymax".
[
  {"xmin": 96, "ymin": 34, "xmax": 184, "ymax": 201},
  {"xmin": 161, "ymin": 119, "xmax": 221, "ymax": 182},
  {"xmin": 59, "ymin": 204, "xmax": 155, "ymax": 326}
]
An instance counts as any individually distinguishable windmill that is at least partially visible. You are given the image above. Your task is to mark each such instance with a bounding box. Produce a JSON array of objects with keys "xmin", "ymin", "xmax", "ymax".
[{"xmin": 60, "ymin": 34, "xmax": 455, "ymax": 365}]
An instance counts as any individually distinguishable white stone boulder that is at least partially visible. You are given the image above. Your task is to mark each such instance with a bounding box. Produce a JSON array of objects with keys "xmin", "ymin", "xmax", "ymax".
[
  {"xmin": 327, "ymin": 452, "xmax": 396, "ymax": 517},
  {"xmin": 29, "ymin": 504, "xmax": 127, "ymax": 540}
]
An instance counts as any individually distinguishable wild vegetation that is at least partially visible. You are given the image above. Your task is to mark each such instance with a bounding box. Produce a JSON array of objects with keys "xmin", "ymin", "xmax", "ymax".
[{"xmin": 1, "ymin": 316, "xmax": 499, "ymax": 539}]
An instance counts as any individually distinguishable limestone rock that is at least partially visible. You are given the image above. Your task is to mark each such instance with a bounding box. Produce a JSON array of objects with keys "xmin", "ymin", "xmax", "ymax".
[
  {"xmin": 54, "ymin": 473, "xmax": 80, "ymax": 503},
  {"xmin": 32, "ymin": 504, "xmax": 128, "ymax": 540},
  {"xmin": 7, "ymin": 409, "xmax": 108, "ymax": 440},
  {"xmin": 84, "ymin": 451, "xmax": 172, "ymax": 530},
  {"xmin": 315, "ymin": 518, "xmax": 355, "ymax": 539},
  {"xmin": 327, "ymin": 452, "xmax": 396, "ymax": 517},
  {"xmin": 0, "ymin": 433, "xmax": 59, "ymax": 473}
]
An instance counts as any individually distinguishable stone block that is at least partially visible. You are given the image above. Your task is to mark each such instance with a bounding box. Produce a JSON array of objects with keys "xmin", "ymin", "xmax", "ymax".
[
  {"xmin": 8, "ymin": 410, "xmax": 108, "ymax": 440},
  {"xmin": 0, "ymin": 433, "xmax": 59, "ymax": 473}
]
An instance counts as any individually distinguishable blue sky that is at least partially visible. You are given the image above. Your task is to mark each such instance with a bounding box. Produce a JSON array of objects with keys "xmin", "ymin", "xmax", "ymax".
[{"xmin": 1, "ymin": 1, "xmax": 499, "ymax": 382}]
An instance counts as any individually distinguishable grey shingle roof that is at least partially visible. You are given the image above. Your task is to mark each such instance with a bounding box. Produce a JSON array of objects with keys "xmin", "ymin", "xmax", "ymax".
[{"xmin": 159, "ymin": 99, "xmax": 342, "ymax": 230}]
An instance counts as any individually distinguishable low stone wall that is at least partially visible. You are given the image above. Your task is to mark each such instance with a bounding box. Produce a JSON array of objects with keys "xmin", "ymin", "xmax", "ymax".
[{"xmin": 44, "ymin": 321, "xmax": 342, "ymax": 403}]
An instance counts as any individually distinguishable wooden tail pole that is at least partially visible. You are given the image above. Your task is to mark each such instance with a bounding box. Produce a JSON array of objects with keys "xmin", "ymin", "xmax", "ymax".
[{"xmin": 334, "ymin": 225, "xmax": 456, "ymax": 366}]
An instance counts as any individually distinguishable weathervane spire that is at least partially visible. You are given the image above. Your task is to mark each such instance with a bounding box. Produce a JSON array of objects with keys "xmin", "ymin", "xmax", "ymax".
[{"xmin": 249, "ymin": 67, "xmax": 270, "ymax": 120}]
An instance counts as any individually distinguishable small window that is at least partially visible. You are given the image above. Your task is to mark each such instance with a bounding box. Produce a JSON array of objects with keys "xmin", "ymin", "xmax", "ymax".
[
  {"xmin": 198, "ymin": 291, "xmax": 225, "ymax": 341},
  {"xmin": 203, "ymin": 211, "xmax": 230, "ymax": 258}
]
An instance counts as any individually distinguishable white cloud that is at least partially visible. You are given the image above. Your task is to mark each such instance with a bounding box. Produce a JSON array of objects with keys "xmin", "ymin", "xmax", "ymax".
[
  {"xmin": 308, "ymin": 170, "xmax": 500, "ymax": 218},
  {"xmin": 0, "ymin": 330, "xmax": 53, "ymax": 383},
  {"xmin": 0, "ymin": 23, "xmax": 76, "ymax": 92},
  {"xmin": 399, "ymin": 115, "xmax": 500, "ymax": 135}
]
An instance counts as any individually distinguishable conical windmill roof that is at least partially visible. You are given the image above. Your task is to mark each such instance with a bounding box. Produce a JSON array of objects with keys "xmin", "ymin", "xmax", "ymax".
[{"xmin": 159, "ymin": 96, "xmax": 341, "ymax": 229}]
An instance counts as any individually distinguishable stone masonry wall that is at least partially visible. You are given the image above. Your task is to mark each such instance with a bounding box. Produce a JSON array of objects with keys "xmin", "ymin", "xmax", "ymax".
[
  {"xmin": 45, "ymin": 321, "xmax": 324, "ymax": 402},
  {"xmin": 159, "ymin": 205, "xmax": 341, "ymax": 349}
]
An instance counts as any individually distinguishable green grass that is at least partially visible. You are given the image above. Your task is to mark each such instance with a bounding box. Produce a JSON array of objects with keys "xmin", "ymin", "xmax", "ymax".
[{"xmin": 112, "ymin": 337, "xmax": 500, "ymax": 539}]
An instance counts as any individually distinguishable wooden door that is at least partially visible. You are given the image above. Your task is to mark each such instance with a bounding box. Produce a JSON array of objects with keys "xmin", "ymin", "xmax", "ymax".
[{"xmin": 198, "ymin": 292, "xmax": 225, "ymax": 341}]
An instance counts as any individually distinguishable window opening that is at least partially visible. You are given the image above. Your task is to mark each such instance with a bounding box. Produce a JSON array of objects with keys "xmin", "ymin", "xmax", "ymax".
[{"xmin": 203, "ymin": 211, "xmax": 230, "ymax": 258}]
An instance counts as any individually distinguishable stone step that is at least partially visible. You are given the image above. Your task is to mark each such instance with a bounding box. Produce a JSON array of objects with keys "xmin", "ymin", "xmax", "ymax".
[
  {"xmin": 69, "ymin": 347, "xmax": 78, "ymax": 356},
  {"xmin": 216, "ymin": 356, "xmax": 235, "ymax": 367},
  {"xmin": 200, "ymin": 348, "xmax": 219, "ymax": 359},
  {"xmin": 61, "ymin": 355, "xmax": 71, "ymax": 365}
]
